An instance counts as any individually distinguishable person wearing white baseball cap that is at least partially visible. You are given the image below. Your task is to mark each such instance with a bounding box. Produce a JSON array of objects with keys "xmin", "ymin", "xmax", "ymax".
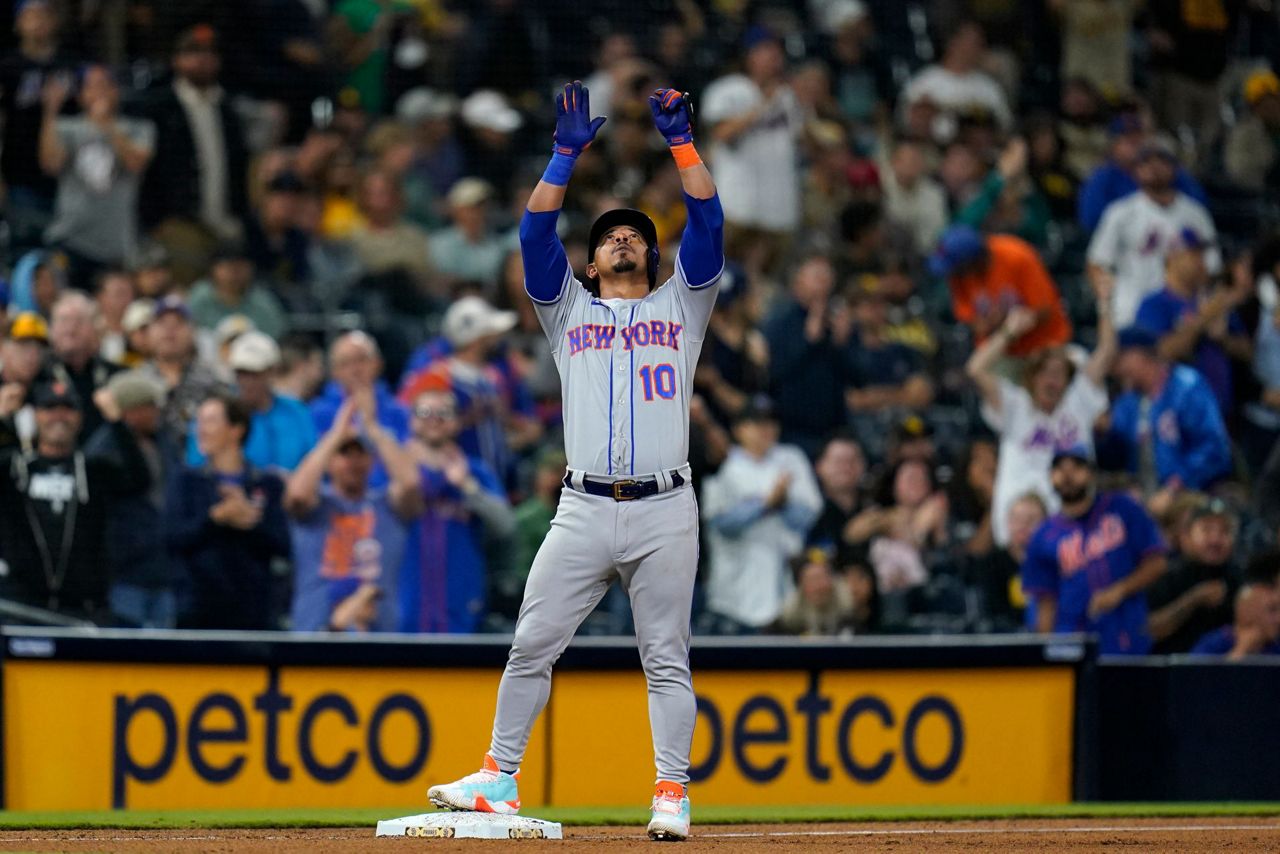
[
  {"xmin": 185, "ymin": 331, "xmax": 316, "ymax": 472},
  {"xmin": 398, "ymin": 295, "xmax": 535, "ymax": 485}
]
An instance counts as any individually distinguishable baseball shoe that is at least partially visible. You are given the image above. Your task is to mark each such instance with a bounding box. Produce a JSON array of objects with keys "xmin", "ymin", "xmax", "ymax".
[
  {"xmin": 427, "ymin": 753, "xmax": 521, "ymax": 814},
  {"xmin": 646, "ymin": 781, "xmax": 690, "ymax": 841}
]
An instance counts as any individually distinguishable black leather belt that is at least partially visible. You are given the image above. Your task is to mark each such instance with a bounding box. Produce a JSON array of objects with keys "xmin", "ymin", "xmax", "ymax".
[{"xmin": 563, "ymin": 470, "xmax": 686, "ymax": 501}]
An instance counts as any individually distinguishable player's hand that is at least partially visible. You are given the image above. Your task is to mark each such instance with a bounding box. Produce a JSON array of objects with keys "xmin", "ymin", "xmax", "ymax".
[
  {"xmin": 765, "ymin": 471, "xmax": 792, "ymax": 510},
  {"xmin": 648, "ymin": 88, "xmax": 693, "ymax": 146},
  {"xmin": 1087, "ymin": 584, "xmax": 1126, "ymax": 619},
  {"xmin": 553, "ymin": 81, "xmax": 606, "ymax": 157}
]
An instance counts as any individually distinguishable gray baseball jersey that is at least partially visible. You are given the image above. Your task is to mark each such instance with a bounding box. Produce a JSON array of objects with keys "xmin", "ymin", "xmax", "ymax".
[{"xmin": 531, "ymin": 260, "xmax": 720, "ymax": 476}]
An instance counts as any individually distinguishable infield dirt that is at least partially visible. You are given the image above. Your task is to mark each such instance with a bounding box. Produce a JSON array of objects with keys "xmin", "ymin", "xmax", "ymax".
[{"xmin": 0, "ymin": 817, "xmax": 1276, "ymax": 852}]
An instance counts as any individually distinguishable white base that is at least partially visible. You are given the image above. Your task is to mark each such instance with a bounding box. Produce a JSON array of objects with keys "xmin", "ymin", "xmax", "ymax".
[{"xmin": 376, "ymin": 811, "xmax": 563, "ymax": 840}]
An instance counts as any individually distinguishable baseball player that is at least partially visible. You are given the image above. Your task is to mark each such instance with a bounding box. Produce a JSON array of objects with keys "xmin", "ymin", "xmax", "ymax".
[
  {"xmin": 1020, "ymin": 444, "xmax": 1168, "ymax": 654},
  {"xmin": 428, "ymin": 81, "xmax": 723, "ymax": 841}
]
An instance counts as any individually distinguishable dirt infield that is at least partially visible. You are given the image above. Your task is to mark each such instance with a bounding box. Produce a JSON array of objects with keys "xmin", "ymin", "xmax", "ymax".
[{"xmin": 0, "ymin": 818, "xmax": 1277, "ymax": 853}]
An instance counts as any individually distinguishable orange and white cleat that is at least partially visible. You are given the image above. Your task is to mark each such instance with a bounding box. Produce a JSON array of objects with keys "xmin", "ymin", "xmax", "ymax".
[
  {"xmin": 646, "ymin": 780, "xmax": 690, "ymax": 841},
  {"xmin": 427, "ymin": 753, "xmax": 521, "ymax": 815}
]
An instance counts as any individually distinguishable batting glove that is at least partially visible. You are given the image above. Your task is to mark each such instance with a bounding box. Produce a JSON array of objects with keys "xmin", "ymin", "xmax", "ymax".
[
  {"xmin": 649, "ymin": 88, "xmax": 693, "ymax": 146},
  {"xmin": 553, "ymin": 80, "xmax": 606, "ymax": 157}
]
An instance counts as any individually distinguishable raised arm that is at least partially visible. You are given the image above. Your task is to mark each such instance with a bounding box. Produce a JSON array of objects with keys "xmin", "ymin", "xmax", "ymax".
[
  {"xmin": 284, "ymin": 398, "xmax": 355, "ymax": 517},
  {"xmin": 1084, "ymin": 271, "xmax": 1118, "ymax": 386},
  {"xmin": 965, "ymin": 306, "xmax": 1037, "ymax": 412},
  {"xmin": 649, "ymin": 88, "xmax": 723, "ymax": 290}
]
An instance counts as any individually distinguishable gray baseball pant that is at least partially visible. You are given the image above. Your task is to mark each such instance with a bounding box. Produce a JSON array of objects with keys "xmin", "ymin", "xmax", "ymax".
[{"xmin": 488, "ymin": 484, "xmax": 698, "ymax": 784}]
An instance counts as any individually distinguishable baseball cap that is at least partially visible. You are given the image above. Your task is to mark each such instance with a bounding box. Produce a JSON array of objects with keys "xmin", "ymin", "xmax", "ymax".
[
  {"xmin": 211, "ymin": 241, "xmax": 250, "ymax": 264},
  {"xmin": 31, "ymin": 380, "xmax": 80, "ymax": 410},
  {"xmin": 1165, "ymin": 227, "xmax": 1209, "ymax": 258},
  {"xmin": 822, "ymin": 0, "xmax": 868, "ymax": 33},
  {"xmin": 265, "ymin": 171, "xmax": 306, "ymax": 194},
  {"xmin": 130, "ymin": 243, "xmax": 171, "ymax": 273},
  {"xmin": 153, "ymin": 295, "xmax": 190, "ymax": 321},
  {"xmin": 460, "ymin": 90, "xmax": 523, "ymax": 134},
  {"xmin": 715, "ymin": 261, "xmax": 748, "ymax": 307},
  {"xmin": 8, "ymin": 311, "xmax": 49, "ymax": 343},
  {"xmin": 1107, "ymin": 112, "xmax": 1143, "ymax": 137},
  {"xmin": 215, "ymin": 314, "xmax": 256, "ymax": 346},
  {"xmin": 733, "ymin": 394, "xmax": 778, "ymax": 424},
  {"xmin": 121, "ymin": 299, "xmax": 156, "ymax": 334},
  {"xmin": 16, "ymin": 0, "xmax": 51, "ymax": 15},
  {"xmin": 1051, "ymin": 443, "xmax": 1094, "ymax": 467},
  {"xmin": 588, "ymin": 208, "xmax": 659, "ymax": 258},
  {"xmin": 1244, "ymin": 68, "xmax": 1280, "ymax": 105},
  {"xmin": 228, "ymin": 331, "xmax": 281, "ymax": 373},
  {"xmin": 106, "ymin": 370, "xmax": 166, "ymax": 410},
  {"xmin": 929, "ymin": 224, "xmax": 986, "ymax": 278},
  {"xmin": 396, "ymin": 87, "xmax": 458, "ymax": 123},
  {"xmin": 442, "ymin": 296, "xmax": 517, "ymax": 347},
  {"xmin": 446, "ymin": 177, "xmax": 493, "ymax": 208},
  {"xmin": 1136, "ymin": 137, "xmax": 1178, "ymax": 163},
  {"xmin": 1189, "ymin": 496, "xmax": 1234, "ymax": 524},
  {"xmin": 743, "ymin": 25, "xmax": 783, "ymax": 53},
  {"xmin": 1117, "ymin": 325, "xmax": 1160, "ymax": 352},
  {"xmin": 335, "ymin": 433, "xmax": 374, "ymax": 454}
]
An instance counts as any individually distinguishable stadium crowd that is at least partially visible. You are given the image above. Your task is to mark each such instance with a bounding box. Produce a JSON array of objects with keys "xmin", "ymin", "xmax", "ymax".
[{"xmin": 0, "ymin": 0, "xmax": 1278, "ymax": 657}]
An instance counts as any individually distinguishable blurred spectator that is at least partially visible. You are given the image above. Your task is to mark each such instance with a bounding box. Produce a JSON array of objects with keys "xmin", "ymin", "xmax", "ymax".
[
  {"xmin": 140, "ymin": 296, "xmax": 227, "ymax": 446},
  {"xmin": 130, "ymin": 244, "xmax": 176, "ymax": 299},
  {"xmin": 955, "ymin": 137, "xmax": 1051, "ymax": 249},
  {"xmin": 311, "ymin": 331, "xmax": 410, "ymax": 487},
  {"xmin": 223, "ymin": 0, "xmax": 327, "ymax": 143},
  {"xmin": 399, "ymin": 297, "xmax": 538, "ymax": 485},
  {"xmin": 842, "ymin": 557, "xmax": 882, "ymax": 634},
  {"xmin": 807, "ymin": 432, "xmax": 868, "ymax": 551},
  {"xmin": 502, "ymin": 448, "xmax": 567, "ymax": 622},
  {"xmin": 847, "ymin": 458, "xmax": 948, "ymax": 594},
  {"xmin": 0, "ymin": 0, "xmax": 76, "ymax": 254},
  {"xmin": 457, "ymin": 88, "xmax": 524, "ymax": 196},
  {"xmin": 0, "ymin": 312, "xmax": 49, "ymax": 448},
  {"xmin": 978, "ymin": 492, "xmax": 1047, "ymax": 631},
  {"xmin": 400, "ymin": 387, "xmax": 515, "ymax": 634},
  {"xmin": 139, "ymin": 25, "xmax": 248, "ymax": 245},
  {"xmin": 86, "ymin": 370, "xmax": 178, "ymax": 628},
  {"xmin": 285, "ymin": 393, "xmax": 422, "ymax": 633},
  {"xmin": 244, "ymin": 171, "xmax": 312, "ymax": 287},
  {"xmin": 694, "ymin": 264, "xmax": 768, "ymax": 428},
  {"xmin": 1087, "ymin": 140, "xmax": 1221, "ymax": 326},
  {"xmin": 968, "ymin": 295, "xmax": 1115, "ymax": 547},
  {"xmin": 702, "ymin": 27, "xmax": 802, "ymax": 273},
  {"xmin": 95, "ymin": 269, "xmax": 135, "ymax": 364},
  {"xmin": 1134, "ymin": 231, "xmax": 1252, "ymax": 418},
  {"xmin": 1077, "ymin": 114, "xmax": 1208, "ymax": 234},
  {"xmin": 882, "ymin": 138, "xmax": 948, "ymax": 257},
  {"xmin": 1147, "ymin": 497, "xmax": 1240, "ymax": 654},
  {"xmin": 167, "ymin": 393, "xmax": 289, "ymax": 630},
  {"xmin": 1224, "ymin": 68, "xmax": 1280, "ymax": 194},
  {"xmin": 931, "ymin": 224, "xmax": 1072, "ymax": 356},
  {"xmin": 1189, "ymin": 581, "xmax": 1280, "ymax": 658},
  {"xmin": 1023, "ymin": 114, "xmax": 1079, "ymax": 223},
  {"xmin": 39, "ymin": 64, "xmax": 155, "ymax": 284},
  {"xmin": 949, "ymin": 438, "xmax": 998, "ymax": 558},
  {"xmin": 1104, "ymin": 327, "xmax": 1232, "ymax": 496},
  {"xmin": 0, "ymin": 379, "xmax": 145, "ymax": 622},
  {"xmin": 1147, "ymin": 0, "xmax": 1236, "ymax": 158},
  {"xmin": 41, "ymin": 292, "xmax": 124, "ymax": 442},
  {"xmin": 327, "ymin": 0, "xmax": 411, "ymax": 116},
  {"xmin": 845, "ymin": 277, "xmax": 934, "ymax": 417},
  {"xmin": 776, "ymin": 548, "xmax": 855, "ymax": 636},
  {"xmin": 187, "ymin": 332, "xmax": 315, "ymax": 472},
  {"xmin": 763, "ymin": 255, "xmax": 850, "ymax": 455},
  {"xmin": 117, "ymin": 299, "xmax": 155, "ymax": 368},
  {"xmin": 1022, "ymin": 445, "xmax": 1168, "ymax": 654},
  {"xmin": 187, "ymin": 243, "xmax": 288, "ymax": 339},
  {"xmin": 350, "ymin": 168, "xmax": 435, "ymax": 293},
  {"xmin": 430, "ymin": 178, "xmax": 506, "ymax": 289},
  {"xmin": 703, "ymin": 397, "xmax": 823, "ymax": 631},
  {"xmin": 819, "ymin": 0, "xmax": 890, "ymax": 132},
  {"xmin": 274, "ymin": 332, "xmax": 326, "ymax": 403},
  {"xmin": 1049, "ymin": 0, "xmax": 1139, "ymax": 98},
  {"xmin": 901, "ymin": 20, "xmax": 1011, "ymax": 133},
  {"xmin": 395, "ymin": 87, "xmax": 464, "ymax": 222}
]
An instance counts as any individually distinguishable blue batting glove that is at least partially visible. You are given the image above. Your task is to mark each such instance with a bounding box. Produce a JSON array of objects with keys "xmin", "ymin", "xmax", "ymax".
[
  {"xmin": 553, "ymin": 80, "xmax": 607, "ymax": 157},
  {"xmin": 649, "ymin": 88, "xmax": 693, "ymax": 146}
]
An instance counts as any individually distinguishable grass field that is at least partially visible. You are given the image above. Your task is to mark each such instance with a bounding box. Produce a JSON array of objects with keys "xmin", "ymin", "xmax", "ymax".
[{"xmin": 0, "ymin": 802, "xmax": 1276, "ymax": 829}]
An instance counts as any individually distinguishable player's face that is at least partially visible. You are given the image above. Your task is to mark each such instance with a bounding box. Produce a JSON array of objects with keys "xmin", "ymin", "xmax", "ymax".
[
  {"xmin": 1185, "ymin": 516, "xmax": 1235, "ymax": 566},
  {"xmin": 1050, "ymin": 458, "xmax": 1093, "ymax": 504},
  {"xmin": 594, "ymin": 227, "xmax": 646, "ymax": 276}
]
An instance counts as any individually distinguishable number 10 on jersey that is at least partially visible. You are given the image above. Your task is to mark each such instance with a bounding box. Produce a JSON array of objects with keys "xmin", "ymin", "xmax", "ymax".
[{"xmin": 638, "ymin": 364, "xmax": 676, "ymax": 401}]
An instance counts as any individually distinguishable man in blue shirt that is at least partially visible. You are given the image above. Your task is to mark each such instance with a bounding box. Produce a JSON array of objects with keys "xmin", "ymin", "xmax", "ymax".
[
  {"xmin": 186, "ymin": 331, "xmax": 316, "ymax": 472},
  {"xmin": 1104, "ymin": 327, "xmax": 1232, "ymax": 495},
  {"xmin": 285, "ymin": 391, "xmax": 422, "ymax": 632},
  {"xmin": 1190, "ymin": 582, "xmax": 1280, "ymax": 658},
  {"xmin": 1133, "ymin": 228, "xmax": 1251, "ymax": 418},
  {"xmin": 1022, "ymin": 444, "xmax": 1168, "ymax": 655}
]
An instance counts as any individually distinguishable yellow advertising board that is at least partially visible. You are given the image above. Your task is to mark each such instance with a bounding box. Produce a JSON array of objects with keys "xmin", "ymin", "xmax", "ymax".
[
  {"xmin": 550, "ymin": 668, "xmax": 1074, "ymax": 805},
  {"xmin": 3, "ymin": 661, "xmax": 546, "ymax": 811}
]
